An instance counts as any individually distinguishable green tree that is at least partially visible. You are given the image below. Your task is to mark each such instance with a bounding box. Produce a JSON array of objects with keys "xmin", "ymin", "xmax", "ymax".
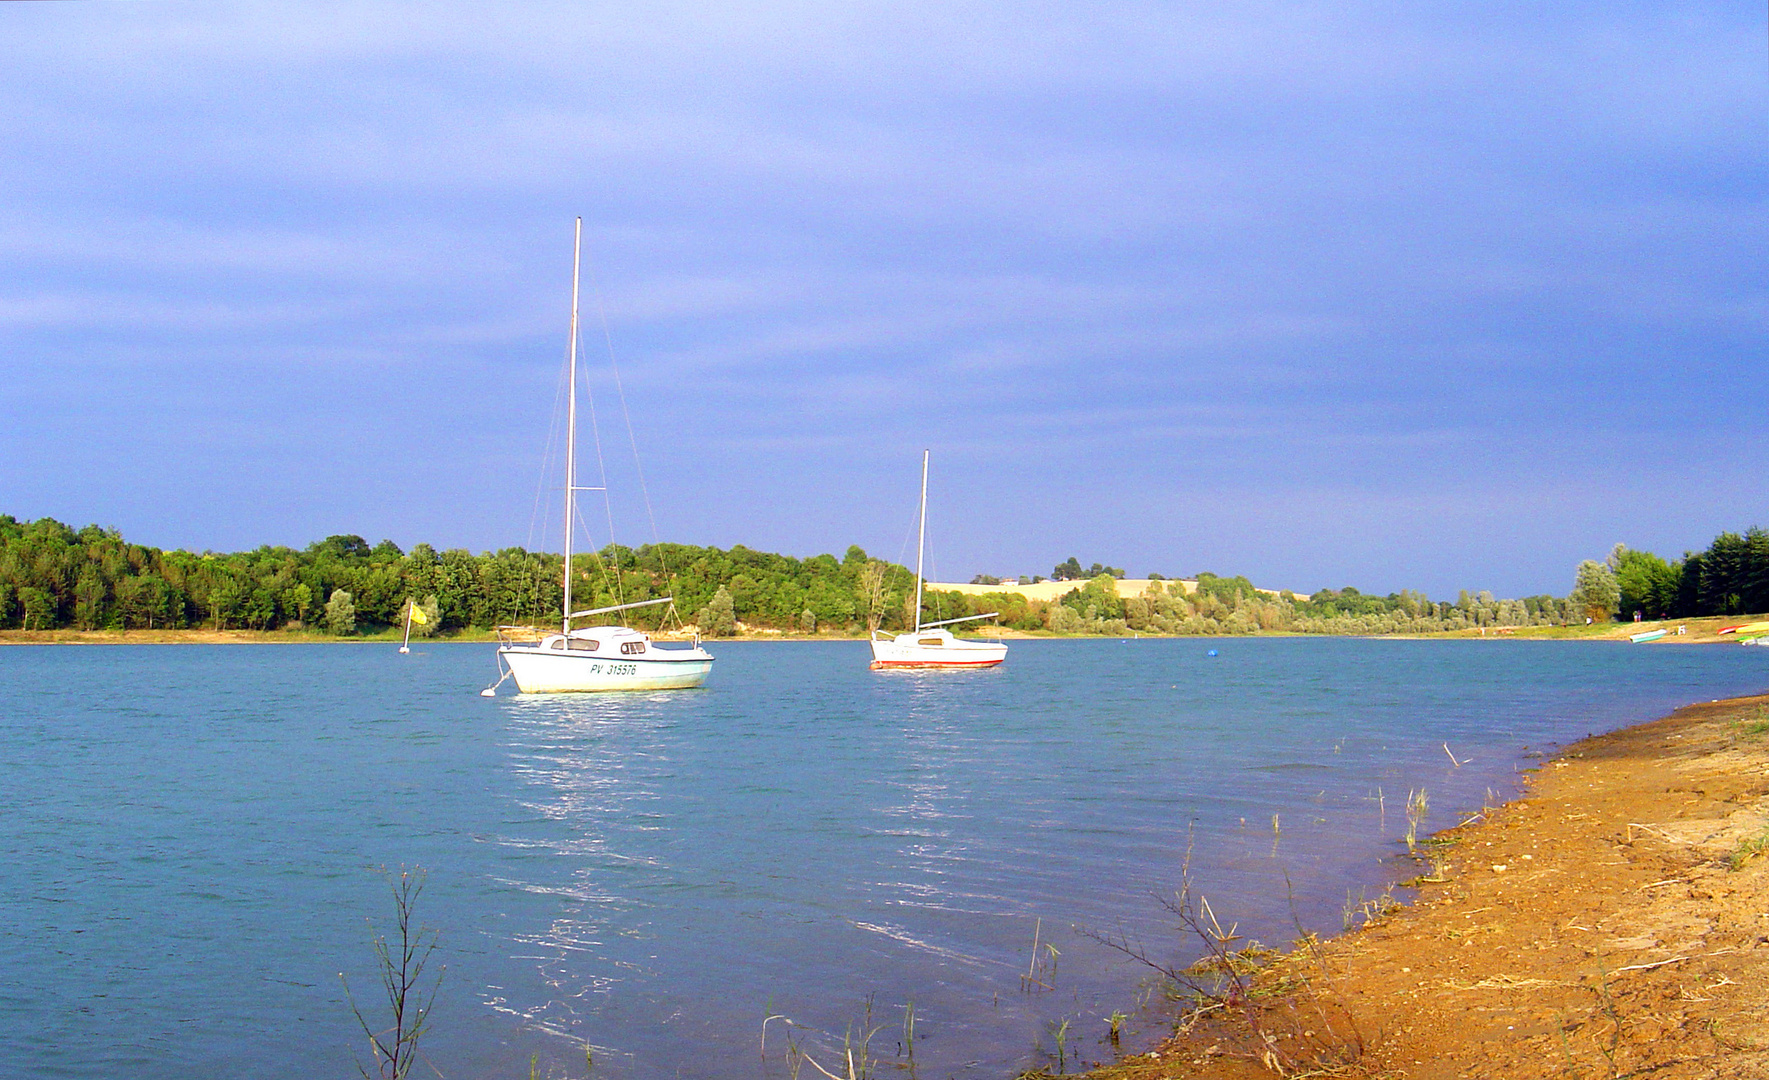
[
  {"xmin": 858, "ymin": 559, "xmax": 889, "ymax": 632},
  {"xmin": 206, "ymin": 576, "xmax": 245, "ymax": 630},
  {"xmin": 1611, "ymin": 547, "xmax": 1681, "ymax": 620},
  {"xmin": 73, "ymin": 571, "xmax": 107, "ymax": 629},
  {"xmin": 284, "ymin": 581, "xmax": 315, "ymax": 626},
  {"xmin": 19, "ymin": 586, "xmax": 54, "ymax": 630},
  {"xmin": 1569, "ymin": 560, "xmax": 1620, "ymax": 623},
  {"xmin": 325, "ymin": 589, "xmax": 357, "ymax": 636},
  {"xmin": 696, "ymin": 585, "xmax": 735, "ymax": 637},
  {"xmin": 115, "ymin": 574, "xmax": 172, "ymax": 629}
]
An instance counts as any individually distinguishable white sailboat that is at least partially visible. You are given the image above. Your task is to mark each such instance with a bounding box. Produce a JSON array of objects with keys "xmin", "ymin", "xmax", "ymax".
[
  {"xmin": 486, "ymin": 219, "xmax": 714, "ymax": 695},
  {"xmin": 868, "ymin": 451, "xmax": 1007, "ymax": 670}
]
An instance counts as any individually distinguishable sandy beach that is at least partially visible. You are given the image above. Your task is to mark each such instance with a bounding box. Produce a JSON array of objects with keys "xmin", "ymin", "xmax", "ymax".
[{"xmin": 1071, "ymin": 691, "xmax": 1769, "ymax": 1080}]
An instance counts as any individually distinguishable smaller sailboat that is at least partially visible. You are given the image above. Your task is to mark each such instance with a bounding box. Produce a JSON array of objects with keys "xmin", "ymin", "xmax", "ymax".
[
  {"xmin": 868, "ymin": 451, "xmax": 1007, "ymax": 670},
  {"xmin": 486, "ymin": 219, "xmax": 714, "ymax": 694}
]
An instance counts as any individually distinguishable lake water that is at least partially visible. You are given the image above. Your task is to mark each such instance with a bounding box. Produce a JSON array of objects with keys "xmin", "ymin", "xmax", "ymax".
[{"xmin": 2, "ymin": 638, "xmax": 1763, "ymax": 1079}]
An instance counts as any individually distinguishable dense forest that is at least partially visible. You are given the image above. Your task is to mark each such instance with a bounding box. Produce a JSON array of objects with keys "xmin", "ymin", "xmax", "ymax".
[
  {"xmin": 0, "ymin": 515, "xmax": 929, "ymax": 636},
  {"xmin": 0, "ymin": 514, "xmax": 1761, "ymax": 637}
]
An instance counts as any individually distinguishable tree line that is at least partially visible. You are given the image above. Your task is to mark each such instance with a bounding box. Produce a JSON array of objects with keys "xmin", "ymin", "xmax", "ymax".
[
  {"xmin": 1566, "ymin": 529, "xmax": 1769, "ymax": 623},
  {"xmin": 2, "ymin": 514, "xmax": 1761, "ymax": 637},
  {"xmin": 0, "ymin": 515, "xmax": 936, "ymax": 637}
]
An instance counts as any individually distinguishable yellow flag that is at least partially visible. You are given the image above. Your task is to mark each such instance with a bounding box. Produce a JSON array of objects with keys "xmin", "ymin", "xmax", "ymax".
[{"xmin": 408, "ymin": 603, "xmax": 429, "ymax": 625}]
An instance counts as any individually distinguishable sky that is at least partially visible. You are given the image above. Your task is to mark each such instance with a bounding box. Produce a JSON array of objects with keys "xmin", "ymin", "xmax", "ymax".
[{"xmin": 1, "ymin": 2, "xmax": 1763, "ymax": 598}]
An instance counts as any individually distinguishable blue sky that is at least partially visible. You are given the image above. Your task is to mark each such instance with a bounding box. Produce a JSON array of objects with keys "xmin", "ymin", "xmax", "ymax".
[{"xmin": 2, "ymin": 2, "xmax": 1762, "ymax": 598}]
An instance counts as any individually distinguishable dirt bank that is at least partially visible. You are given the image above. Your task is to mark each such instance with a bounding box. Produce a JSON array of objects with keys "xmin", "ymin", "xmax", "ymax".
[{"xmin": 1074, "ymin": 693, "xmax": 1769, "ymax": 1079}]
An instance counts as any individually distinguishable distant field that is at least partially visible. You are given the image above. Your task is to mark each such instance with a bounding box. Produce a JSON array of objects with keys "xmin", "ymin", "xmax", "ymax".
[{"xmin": 929, "ymin": 578, "xmax": 1297, "ymax": 601}]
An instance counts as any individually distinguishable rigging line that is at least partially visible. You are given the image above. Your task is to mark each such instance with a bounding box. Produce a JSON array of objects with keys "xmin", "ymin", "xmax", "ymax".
[
  {"xmin": 531, "ymin": 338, "xmax": 571, "ymax": 550},
  {"xmin": 583, "ymin": 232, "xmax": 676, "ymax": 628},
  {"xmin": 891, "ymin": 496, "xmax": 923, "ymax": 631},
  {"xmin": 527, "ymin": 337, "xmax": 573, "ymax": 622},
  {"xmin": 922, "ymin": 505, "xmax": 946, "ymax": 626},
  {"xmin": 575, "ymin": 313, "xmax": 625, "ymax": 609},
  {"xmin": 583, "ymin": 253, "xmax": 663, "ymax": 550}
]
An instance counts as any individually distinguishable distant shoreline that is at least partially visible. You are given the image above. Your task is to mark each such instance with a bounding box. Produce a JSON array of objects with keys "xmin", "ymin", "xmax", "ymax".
[{"xmin": 0, "ymin": 614, "xmax": 1745, "ymax": 646}]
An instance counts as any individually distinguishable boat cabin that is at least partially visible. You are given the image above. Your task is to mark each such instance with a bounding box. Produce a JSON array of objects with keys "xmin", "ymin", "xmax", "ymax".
[{"xmin": 539, "ymin": 626, "xmax": 651, "ymax": 656}]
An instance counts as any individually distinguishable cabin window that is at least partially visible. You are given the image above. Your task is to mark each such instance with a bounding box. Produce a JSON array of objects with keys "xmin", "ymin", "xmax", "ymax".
[
  {"xmin": 917, "ymin": 637, "xmax": 943, "ymax": 647},
  {"xmin": 549, "ymin": 639, "xmax": 566, "ymax": 650},
  {"xmin": 568, "ymin": 638, "xmax": 599, "ymax": 651},
  {"xmin": 620, "ymin": 641, "xmax": 647, "ymax": 655}
]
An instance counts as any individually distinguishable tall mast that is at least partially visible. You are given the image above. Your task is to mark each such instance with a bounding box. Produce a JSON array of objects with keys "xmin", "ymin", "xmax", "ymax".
[
  {"xmin": 562, "ymin": 218, "xmax": 582, "ymax": 635},
  {"xmin": 913, "ymin": 448, "xmax": 928, "ymax": 632}
]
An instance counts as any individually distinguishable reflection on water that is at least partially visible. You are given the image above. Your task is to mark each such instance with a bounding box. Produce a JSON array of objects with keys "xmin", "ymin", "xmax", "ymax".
[
  {"xmin": 463, "ymin": 640, "xmax": 1769, "ymax": 1078},
  {"xmin": 0, "ymin": 639, "xmax": 1763, "ymax": 1080}
]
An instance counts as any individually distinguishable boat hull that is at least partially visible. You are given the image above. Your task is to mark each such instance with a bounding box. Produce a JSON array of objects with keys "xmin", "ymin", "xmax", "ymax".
[
  {"xmin": 498, "ymin": 646, "xmax": 713, "ymax": 692},
  {"xmin": 868, "ymin": 635, "xmax": 1006, "ymax": 670}
]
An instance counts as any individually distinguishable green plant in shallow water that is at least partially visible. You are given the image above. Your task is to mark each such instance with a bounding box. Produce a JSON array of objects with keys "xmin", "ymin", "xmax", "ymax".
[
  {"xmin": 1104, "ymin": 1010, "xmax": 1127, "ymax": 1044},
  {"xmin": 340, "ymin": 867, "xmax": 443, "ymax": 1080},
  {"xmin": 762, "ymin": 995, "xmax": 918, "ymax": 1080},
  {"xmin": 1403, "ymin": 788, "xmax": 1429, "ymax": 853}
]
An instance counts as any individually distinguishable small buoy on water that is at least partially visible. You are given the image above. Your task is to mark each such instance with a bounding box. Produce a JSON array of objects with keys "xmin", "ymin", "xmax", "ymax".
[
  {"xmin": 479, "ymin": 688, "xmax": 496, "ymax": 697},
  {"xmin": 399, "ymin": 646, "xmax": 410, "ymax": 654},
  {"xmin": 1206, "ymin": 649, "xmax": 1219, "ymax": 657}
]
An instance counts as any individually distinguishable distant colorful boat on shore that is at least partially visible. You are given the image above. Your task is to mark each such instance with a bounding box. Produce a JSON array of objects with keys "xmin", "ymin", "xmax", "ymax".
[
  {"xmin": 869, "ymin": 451, "xmax": 1007, "ymax": 671},
  {"xmin": 1629, "ymin": 629, "xmax": 1667, "ymax": 644},
  {"xmin": 1719, "ymin": 621, "xmax": 1769, "ymax": 637}
]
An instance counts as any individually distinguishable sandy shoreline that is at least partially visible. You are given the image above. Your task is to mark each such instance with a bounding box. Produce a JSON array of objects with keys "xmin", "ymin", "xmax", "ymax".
[{"xmin": 1071, "ymin": 691, "xmax": 1769, "ymax": 1080}]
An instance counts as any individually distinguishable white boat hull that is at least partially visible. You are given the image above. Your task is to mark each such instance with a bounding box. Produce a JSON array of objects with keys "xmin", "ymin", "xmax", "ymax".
[
  {"xmin": 869, "ymin": 629, "xmax": 1006, "ymax": 670},
  {"xmin": 499, "ymin": 638, "xmax": 713, "ymax": 692}
]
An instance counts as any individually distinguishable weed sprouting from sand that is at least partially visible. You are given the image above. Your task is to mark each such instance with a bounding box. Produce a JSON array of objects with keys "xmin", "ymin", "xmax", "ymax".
[
  {"xmin": 1708, "ymin": 1017, "xmax": 1769, "ymax": 1053},
  {"xmin": 1342, "ymin": 886, "xmax": 1401, "ymax": 931},
  {"xmin": 1553, "ymin": 1007, "xmax": 1577, "ymax": 1074},
  {"xmin": 1400, "ymin": 838, "xmax": 1454, "ymax": 886},
  {"xmin": 339, "ymin": 867, "xmax": 443, "ymax": 1080},
  {"xmin": 1735, "ymin": 706, "xmax": 1769, "ymax": 740},
  {"xmin": 1424, "ymin": 841, "xmax": 1453, "ymax": 880},
  {"xmin": 1726, "ymin": 825, "xmax": 1769, "ymax": 871},
  {"xmin": 1583, "ymin": 952, "xmax": 1626, "ymax": 1079}
]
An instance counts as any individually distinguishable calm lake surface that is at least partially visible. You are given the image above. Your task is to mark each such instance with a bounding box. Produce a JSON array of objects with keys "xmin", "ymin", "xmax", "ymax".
[{"xmin": 3, "ymin": 638, "xmax": 1764, "ymax": 1079}]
